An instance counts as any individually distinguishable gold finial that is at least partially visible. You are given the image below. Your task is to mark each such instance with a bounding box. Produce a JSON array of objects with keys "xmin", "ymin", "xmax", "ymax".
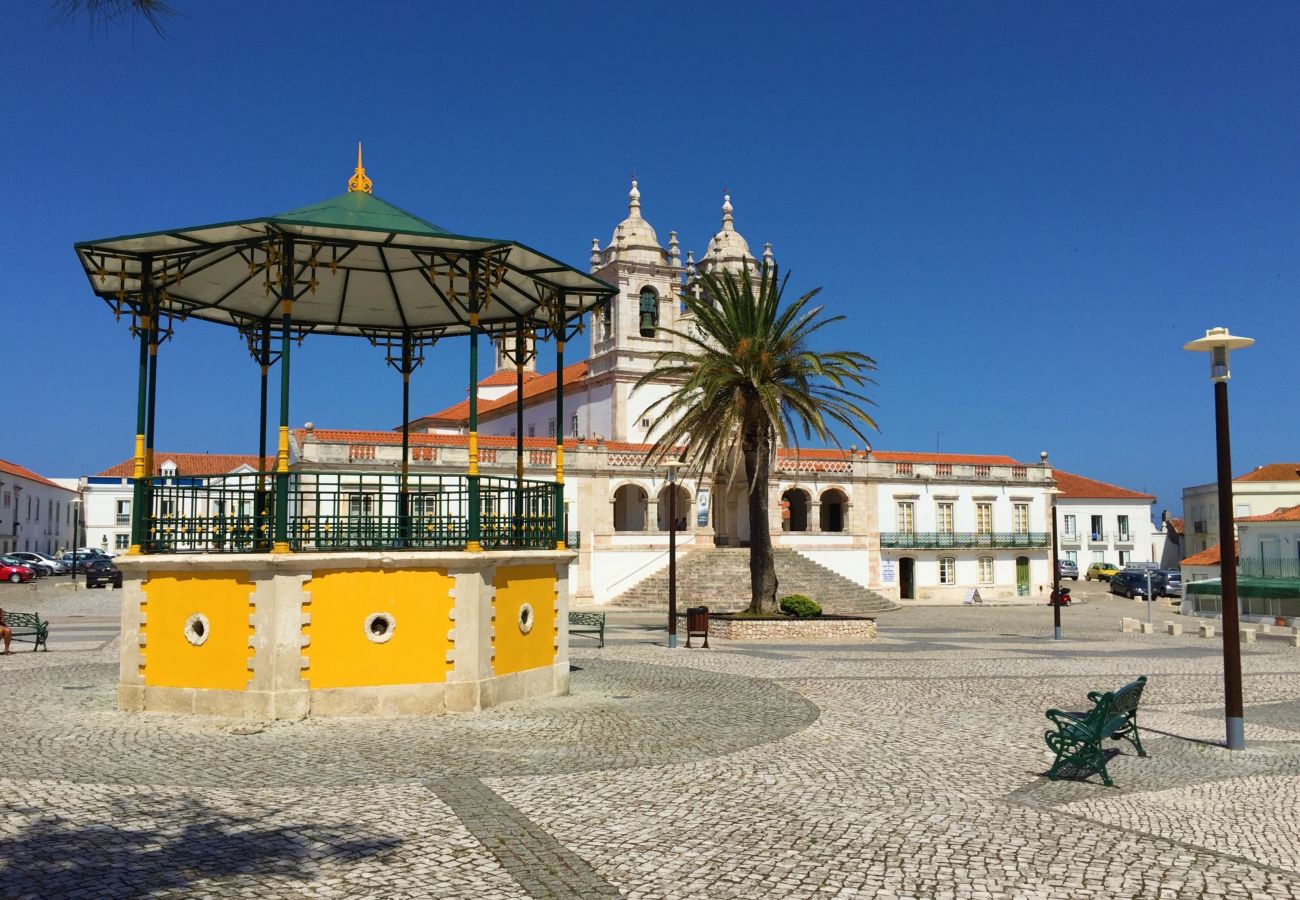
[{"xmin": 347, "ymin": 141, "xmax": 373, "ymax": 193}]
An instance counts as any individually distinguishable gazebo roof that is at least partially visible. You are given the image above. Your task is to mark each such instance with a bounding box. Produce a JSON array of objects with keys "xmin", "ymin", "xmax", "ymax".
[{"xmin": 73, "ymin": 152, "xmax": 615, "ymax": 340}]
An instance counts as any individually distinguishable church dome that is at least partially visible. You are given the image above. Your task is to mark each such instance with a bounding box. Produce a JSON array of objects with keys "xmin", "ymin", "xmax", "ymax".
[
  {"xmin": 699, "ymin": 193, "xmax": 757, "ymax": 273},
  {"xmin": 610, "ymin": 180, "xmax": 663, "ymax": 257}
]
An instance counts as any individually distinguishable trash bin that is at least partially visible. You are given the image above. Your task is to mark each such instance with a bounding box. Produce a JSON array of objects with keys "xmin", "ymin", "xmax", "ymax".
[{"xmin": 686, "ymin": 605, "xmax": 710, "ymax": 649}]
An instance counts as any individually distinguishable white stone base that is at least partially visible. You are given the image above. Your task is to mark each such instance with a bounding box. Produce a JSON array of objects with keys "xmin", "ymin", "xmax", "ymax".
[{"xmin": 706, "ymin": 616, "xmax": 877, "ymax": 641}]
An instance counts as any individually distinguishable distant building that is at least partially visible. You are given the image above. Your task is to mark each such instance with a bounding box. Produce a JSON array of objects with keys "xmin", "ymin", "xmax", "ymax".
[
  {"xmin": 1183, "ymin": 463, "xmax": 1300, "ymax": 556},
  {"xmin": 1052, "ymin": 470, "xmax": 1159, "ymax": 571},
  {"xmin": 0, "ymin": 458, "xmax": 78, "ymax": 555},
  {"xmin": 1185, "ymin": 505, "xmax": 1300, "ymax": 622}
]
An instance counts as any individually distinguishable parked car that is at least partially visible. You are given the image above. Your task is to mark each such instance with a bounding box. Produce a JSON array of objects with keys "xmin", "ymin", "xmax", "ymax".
[
  {"xmin": 58, "ymin": 553, "xmax": 99, "ymax": 574},
  {"xmin": 9, "ymin": 551, "xmax": 66, "ymax": 575},
  {"xmin": 1109, "ymin": 569, "xmax": 1155, "ymax": 599},
  {"xmin": 1154, "ymin": 569, "xmax": 1183, "ymax": 598},
  {"xmin": 1086, "ymin": 562, "xmax": 1121, "ymax": 582},
  {"xmin": 1, "ymin": 555, "xmax": 44, "ymax": 578},
  {"xmin": 0, "ymin": 561, "xmax": 35, "ymax": 584},
  {"xmin": 84, "ymin": 558, "xmax": 123, "ymax": 590},
  {"xmin": 1057, "ymin": 559, "xmax": 1079, "ymax": 580}
]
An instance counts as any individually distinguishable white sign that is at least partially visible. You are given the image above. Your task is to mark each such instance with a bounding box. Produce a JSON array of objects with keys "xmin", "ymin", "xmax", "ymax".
[
  {"xmin": 695, "ymin": 488, "xmax": 710, "ymax": 527},
  {"xmin": 880, "ymin": 560, "xmax": 897, "ymax": 584},
  {"xmin": 964, "ymin": 588, "xmax": 982, "ymax": 605}
]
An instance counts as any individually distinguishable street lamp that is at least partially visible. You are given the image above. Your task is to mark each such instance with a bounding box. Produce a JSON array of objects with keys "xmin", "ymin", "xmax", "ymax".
[
  {"xmin": 1184, "ymin": 326, "xmax": 1254, "ymax": 751},
  {"xmin": 664, "ymin": 456, "xmax": 685, "ymax": 649},
  {"xmin": 70, "ymin": 498, "xmax": 82, "ymax": 592},
  {"xmin": 1042, "ymin": 466, "xmax": 1065, "ymax": 641}
]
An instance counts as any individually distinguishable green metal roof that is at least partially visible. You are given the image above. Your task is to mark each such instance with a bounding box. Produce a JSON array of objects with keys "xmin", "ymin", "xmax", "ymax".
[
  {"xmin": 1187, "ymin": 577, "xmax": 1300, "ymax": 600},
  {"xmin": 73, "ymin": 187, "xmax": 615, "ymax": 340}
]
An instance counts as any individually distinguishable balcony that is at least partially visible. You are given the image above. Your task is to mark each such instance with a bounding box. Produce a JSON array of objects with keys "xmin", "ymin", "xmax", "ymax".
[
  {"xmin": 1087, "ymin": 532, "xmax": 1109, "ymax": 545},
  {"xmin": 1240, "ymin": 557, "xmax": 1300, "ymax": 579},
  {"xmin": 1060, "ymin": 532, "xmax": 1081, "ymax": 548},
  {"xmin": 1115, "ymin": 532, "xmax": 1134, "ymax": 547},
  {"xmin": 879, "ymin": 531, "xmax": 1051, "ymax": 549}
]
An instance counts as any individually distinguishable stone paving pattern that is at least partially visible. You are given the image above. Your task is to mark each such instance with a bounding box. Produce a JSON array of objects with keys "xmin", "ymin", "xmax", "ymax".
[{"xmin": 3, "ymin": 579, "xmax": 1300, "ymax": 897}]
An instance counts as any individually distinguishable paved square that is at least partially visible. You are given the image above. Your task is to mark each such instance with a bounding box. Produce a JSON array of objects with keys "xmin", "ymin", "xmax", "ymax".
[{"xmin": 3, "ymin": 582, "xmax": 1300, "ymax": 898}]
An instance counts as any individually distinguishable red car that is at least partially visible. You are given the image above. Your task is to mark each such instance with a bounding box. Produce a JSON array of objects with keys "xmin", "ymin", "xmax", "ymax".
[{"xmin": 1, "ymin": 561, "xmax": 34, "ymax": 584}]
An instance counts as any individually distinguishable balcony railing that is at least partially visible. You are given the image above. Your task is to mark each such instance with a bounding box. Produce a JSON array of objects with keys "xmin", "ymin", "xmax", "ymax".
[
  {"xmin": 140, "ymin": 472, "xmax": 561, "ymax": 554},
  {"xmin": 879, "ymin": 531, "xmax": 1051, "ymax": 549},
  {"xmin": 1240, "ymin": 557, "xmax": 1300, "ymax": 579},
  {"xmin": 1088, "ymin": 532, "xmax": 1109, "ymax": 544},
  {"xmin": 1061, "ymin": 532, "xmax": 1081, "ymax": 547},
  {"xmin": 1115, "ymin": 532, "xmax": 1133, "ymax": 545}
]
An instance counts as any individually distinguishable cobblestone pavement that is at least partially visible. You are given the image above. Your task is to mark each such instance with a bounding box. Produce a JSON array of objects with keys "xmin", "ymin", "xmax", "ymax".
[{"xmin": 3, "ymin": 592, "xmax": 1300, "ymax": 898}]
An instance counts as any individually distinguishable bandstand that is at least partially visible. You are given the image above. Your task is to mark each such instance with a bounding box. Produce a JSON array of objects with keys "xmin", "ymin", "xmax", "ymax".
[{"xmin": 73, "ymin": 149, "xmax": 616, "ymax": 718}]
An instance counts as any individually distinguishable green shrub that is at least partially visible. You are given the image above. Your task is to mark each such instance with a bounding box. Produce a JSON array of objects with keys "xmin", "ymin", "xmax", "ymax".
[{"xmin": 779, "ymin": 595, "xmax": 822, "ymax": 618}]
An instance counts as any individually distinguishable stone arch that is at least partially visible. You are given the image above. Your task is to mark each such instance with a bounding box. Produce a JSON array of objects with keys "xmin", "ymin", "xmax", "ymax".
[
  {"xmin": 656, "ymin": 484, "xmax": 692, "ymax": 531},
  {"xmin": 612, "ymin": 483, "xmax": 648, "ymax": 532},
  {"xmin": 819, "ymin": 488, "xmax": 849, "ymax": 533},
  {"xmin": 781, "ymin": 487, "xmax": 811, "ymax": 532}
]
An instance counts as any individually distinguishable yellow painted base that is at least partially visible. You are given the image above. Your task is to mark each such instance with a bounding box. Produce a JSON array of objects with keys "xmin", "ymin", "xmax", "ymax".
[
  {"xmin": 141, "ymin": 571, "xmax": 254, "ymax": 691},
  {"xmin": 493, "ymin": 564, "xmax": 558, "ymax": 676}
]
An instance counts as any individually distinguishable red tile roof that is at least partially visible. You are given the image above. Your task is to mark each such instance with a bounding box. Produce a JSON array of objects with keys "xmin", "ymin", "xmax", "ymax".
[
  {"xmin": 414, "ymin": 361, "xmax": 590, "ymax": 425},
  {"xmin": 1053, "ymin": 470, "xmax": 1155, "ymax": 501},
  {"xmin": 1237, "ymin": 504, "xmax": 1300, "ymax": 523},
  {"xmin": 1182, "ymin": 541, "xmax": 1237, "ymax": 567},
  {"xmin": 478, "ymin": 370, "xmax": 543, "ymax": 388},
  {"xmin": 0, "ymin": 458, "xmax": 72, "ymax": 492},
  {"xmin": 97, "ymin": 453, "xmax": 273, "ymax": 478},
  {"xmin": 1168, "ymin": 517, "xmax": 1185, "ymax": 535},
  {"xmin": 1235, "ymin": 463, "xmax": 1300, "ymax": 482}
]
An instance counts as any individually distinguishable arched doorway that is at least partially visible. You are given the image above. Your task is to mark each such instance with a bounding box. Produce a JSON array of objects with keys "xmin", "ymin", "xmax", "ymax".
[
  {"xmin": 781, "ymin": 488, "xmax": 809, "ymax": 532},
  {"xmin": 899, "ymin": 557, "xmax": 916, "ymax": 600},
  {"xmin": 656, "ymin": 485, "xmax": 691, "ymax": 531},
  {"xmin": 1016, "ymin": 556, "xmax": 1030, "ymax": 596},
  {"xmin": 612, "ymin": 485, "xmax": 647, "ymax": 531},
  {"xmin": 819, "ymin": 489, "xmax": 847, "ymax": 532}
]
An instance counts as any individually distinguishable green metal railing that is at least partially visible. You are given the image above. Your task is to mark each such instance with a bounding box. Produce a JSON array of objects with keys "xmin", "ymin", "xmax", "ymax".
[
  {"xmin": 141, "ymin": 472, "xmax": 559, "ymax": 554},
  {"xmin": 879, "ymin": 531, "xmax": 1051, "ymax": 549},
  {"xmin": 1240, "ymin": 557, "xmax": 1300, "ymax": 579}
]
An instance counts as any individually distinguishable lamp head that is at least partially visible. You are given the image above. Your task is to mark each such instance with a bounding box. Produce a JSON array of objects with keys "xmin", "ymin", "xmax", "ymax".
[{"xmin": 1183, "ymin": 327, "xmax": 1254, "ymax": 383}]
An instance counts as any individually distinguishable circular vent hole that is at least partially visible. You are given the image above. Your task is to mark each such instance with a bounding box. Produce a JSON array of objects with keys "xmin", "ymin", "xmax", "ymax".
[{"xmin": 370, "ymin": 617, "xmax": 389, "ymax": 637}]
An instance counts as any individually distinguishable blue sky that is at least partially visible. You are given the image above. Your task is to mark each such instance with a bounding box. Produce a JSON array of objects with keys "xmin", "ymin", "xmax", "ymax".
[{"xmin": 3, "ymin": 2, "xmax": 1297, "ymax": 516}]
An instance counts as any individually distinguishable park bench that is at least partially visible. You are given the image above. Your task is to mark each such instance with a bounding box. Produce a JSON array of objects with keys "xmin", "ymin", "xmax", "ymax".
[
  {"xmin": 1044, "ymin": 675, "xmax": 1147, "ymax": 787},
  {"xmin": 568, "ymin": 611, "xmax": 606, "ymax": 648},
  {"xmin": 2, "ymin": 611, "xmax": 49, "ymax": 652}
]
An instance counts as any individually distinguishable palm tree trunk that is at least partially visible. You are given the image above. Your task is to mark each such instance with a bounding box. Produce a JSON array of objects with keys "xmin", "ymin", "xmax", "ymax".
[{"xmin": 743, "ymin": 427, "xmax": 779, "ymax": 614}]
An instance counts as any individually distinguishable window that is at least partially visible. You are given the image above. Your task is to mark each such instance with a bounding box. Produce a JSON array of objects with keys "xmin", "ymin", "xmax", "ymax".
[
  {"xmin": 1236, "ymin": 504, "xmax": 1251, "ymax": 518},
  {"xmin": 638, "ymin": 287, "xmax": 658, "ymax": 336},
  {"xmin": 936, "ymin": 502, "xmax": 954, "ymax": 533},
  {"xmin": 1090, "ymin": 515, "xmax": 1103, "ymax": 540},
  {"xmin": 547, "ymin": 418, "xmax": 556, "ymax": 438},
  {"xmin": 1091, "ymin": 551, "xmax": 1105, "ymax": 563},
  {"xmin": 1118, "ymin": 550, "xmax": 1130, "ymax": 566},
  {"xmin": 1013, "ymin": 503, "xmax": 1029, "ymax": 534},
  {"xmin": 978, "ymin": 557, "xmax": 994, "ymax": 584},
  {"xmin": 976, "ymin": 502, "xmax": 992, "ymax": 534},
  {"xmin": 570, "ymin": 415, "xmax": 579, "ymax": 437},
  {"xmin": 1063, "ymin": 514, "xmax": 1076, "ymax": 537},
  {"xmin": 640, "ymin": 418, "xmax": 650, "ymax": 429},
  {"xmin": 896, "ymin": 501, "xmax": 914, "ymax": 533},
  {"xmin": 527, "ymin": 424, "xmax": 535, "ymax": 438},
  {"xmin": 939, "ymin": 557, "xmax": 956, "ymax": 585},
  {"xmin": 1064, "ymin": 550, "xmax": 1077, "ymax": 563},
  {"xmin": 1117, "ymin": 515, "xmax": 1130, "ymax": 540},
  {"xmin": 114, "ymin": 533, "xmax": 130, "ymax": 550},
  {"xmin": 116, "ymin": 499, "xmax": 131, "ymax": 526}
]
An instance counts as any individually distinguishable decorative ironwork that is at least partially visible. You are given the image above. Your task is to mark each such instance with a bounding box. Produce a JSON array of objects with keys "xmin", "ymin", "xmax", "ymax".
[
  {"xmin": 879, "ymin": 531, "xmax": 1051, "ymax": 549},
  {"xmin": 347, "ymin": 142, "xmax": 373, "ymax": 193},
  {"xmin": 141, "ymin": 471, "xmax": 558, "ymax": 554}
]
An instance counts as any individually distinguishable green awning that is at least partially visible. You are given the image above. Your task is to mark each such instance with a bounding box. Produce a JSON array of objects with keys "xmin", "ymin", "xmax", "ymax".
[
  {"xmin": 74, "ymin": 185, "xmax": 615, "ymax": 340},
  {"xmin": 1188, "ymin": 577, "xmax": 1300, "ymax": 601}
]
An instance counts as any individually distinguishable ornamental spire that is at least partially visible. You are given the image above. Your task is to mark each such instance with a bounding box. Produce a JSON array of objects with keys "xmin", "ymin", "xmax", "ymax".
[
  {"xmin": 721, "ymin": 191, "xmax": 734, "ymax": 230},
  {"xmin": 628, "ymin": 178, "xmax": 641, "ymax": 216},
  {"xmin": 347, "ymin": 142, "xmax": 373, "ymax": 193}
]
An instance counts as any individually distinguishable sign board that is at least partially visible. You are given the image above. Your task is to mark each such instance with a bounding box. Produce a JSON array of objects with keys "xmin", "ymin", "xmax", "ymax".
[
  {"xmin": 695, "ymin": 488, "xmax": 710, "ymax": 527},
  {"xmin": 880, "ymin": 560, "xmax": 897, "ymax": 584},
  {"xmin": 964, "ymin": 588, "xmax": 982, "ymax": 605}
]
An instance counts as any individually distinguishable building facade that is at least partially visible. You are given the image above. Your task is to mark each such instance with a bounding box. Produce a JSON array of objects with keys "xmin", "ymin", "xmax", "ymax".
[
  {"xmin": 0, "ymin": 458, "xmax": 78, "ymax": 555},
  {"xmin": 1183, "ymin": 463, "xmax": 1300, "ymax": 556},
  {"xmin": 1052, "ymin": 470, "xmax": 1159, "ymax": 571}
]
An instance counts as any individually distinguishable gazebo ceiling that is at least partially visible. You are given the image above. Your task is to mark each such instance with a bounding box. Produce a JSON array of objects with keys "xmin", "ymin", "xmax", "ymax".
[{"xmin": 73, "ymin": 152, "xmax": 615, "ymax": 340}]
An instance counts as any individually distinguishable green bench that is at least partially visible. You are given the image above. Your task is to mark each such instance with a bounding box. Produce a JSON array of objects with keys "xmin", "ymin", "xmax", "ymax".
[
  {"xmin": 2, "ymin": 611, "xmax": 49, "ymax": 652},
  {"xmin": 1045, "ymin": 675, "xmax": 1147, "ymax": 786},
  {"xmin": 568, "ymin": 611, "xmax": 606, "ymax": 648}
]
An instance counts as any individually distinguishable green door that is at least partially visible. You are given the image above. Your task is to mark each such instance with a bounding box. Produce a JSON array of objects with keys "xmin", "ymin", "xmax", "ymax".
[{"xmin": 1016, "ymin": 556, "xmax": 1030, "ymax": 596}]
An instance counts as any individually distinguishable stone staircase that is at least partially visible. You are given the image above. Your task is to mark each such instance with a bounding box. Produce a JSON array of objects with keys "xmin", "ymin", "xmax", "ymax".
[{"xmin": 609, "ymin": 547, "xmax": 898, "ymax": 615}]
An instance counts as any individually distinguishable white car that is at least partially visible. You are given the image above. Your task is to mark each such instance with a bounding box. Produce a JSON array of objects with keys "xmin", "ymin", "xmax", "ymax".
[{"xmin": 9, "ymin": 551, "xmax": 66, "ymax": 575}]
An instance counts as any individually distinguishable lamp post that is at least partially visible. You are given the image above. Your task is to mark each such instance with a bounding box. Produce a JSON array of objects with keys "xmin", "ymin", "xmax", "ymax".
[
  {"xmin": 70, "ymin": 499, "xmax": 81, "ymax": 592},
  {"xmin": 1184, "ymin": 326, "xmax": 1254, "ymax": 751},
  {"xmin": 1043, "ymin": 469, "xmax": 1064, "ymax": 641},
  {"xmin": 665, "ymin": 457, "xmax": 685, "ymax": 649}
]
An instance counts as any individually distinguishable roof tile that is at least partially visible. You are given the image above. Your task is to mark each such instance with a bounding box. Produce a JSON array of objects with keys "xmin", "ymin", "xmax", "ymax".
[
  {"xmin": 1235, "ymin": 463, "xmax": 1300, "ymax": 483},
  {"xmin": 1054, "ymin": 469, "xmax": 1154, "ymax": 500},
  {"xmin": 0, "ymin": 458, "xmax": 73, "ymax": 492},
  {"xmin": 96, "ymin": 453, "xmax": 273, "ymax": 478}
]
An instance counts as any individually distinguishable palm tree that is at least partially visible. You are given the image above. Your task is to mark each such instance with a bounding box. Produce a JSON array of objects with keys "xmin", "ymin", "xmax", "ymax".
[{"xmin": 635, "ymin": 265, "xmax": 878, "ymax": 615}]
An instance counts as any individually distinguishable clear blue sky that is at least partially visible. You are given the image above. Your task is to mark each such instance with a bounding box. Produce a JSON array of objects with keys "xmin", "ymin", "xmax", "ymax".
[{"xmin": 3, "ymin": 2, "xmax": 1297, "ymax": 517}]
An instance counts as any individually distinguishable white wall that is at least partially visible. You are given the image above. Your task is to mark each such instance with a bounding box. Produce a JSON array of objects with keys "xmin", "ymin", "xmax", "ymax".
[
  {"xmin": 0, "ymin": 473, "xmax": 78, "ymax": 555},
  {"xmin": 1055, "ymin": 498, "xmax": 1159, "ymax": 569}
]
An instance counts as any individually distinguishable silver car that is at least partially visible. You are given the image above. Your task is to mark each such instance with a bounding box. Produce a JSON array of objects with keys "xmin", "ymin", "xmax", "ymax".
[{"xmin": 1057, "ymin": 559, "xmax": 1079, "ymax": 580}]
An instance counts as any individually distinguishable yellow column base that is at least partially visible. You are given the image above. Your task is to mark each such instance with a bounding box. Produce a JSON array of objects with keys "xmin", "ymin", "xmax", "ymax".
[
  {"xmin": 126, "ymin": 545, "xmax": 142, "ymax": 556},
  {"xmin": 466, "ymin": 541, "xmax": 483, "ymax": 553},
  {"xmin": 272, "ymin": 542, "xmax": 293, "ymax": 554},
  {"xmin": 555, "ymin": 540, "xmax": 567, "ymax": 551}
]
